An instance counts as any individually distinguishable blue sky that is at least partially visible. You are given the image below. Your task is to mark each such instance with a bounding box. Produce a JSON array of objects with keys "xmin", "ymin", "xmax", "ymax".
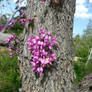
[
  {"xmin": 0, "ymin": 0, "xmax": 92, "ymax": 36},
  {"xmin": 73, "ymin": 0, "xmax": 92, "ymax": 36}
]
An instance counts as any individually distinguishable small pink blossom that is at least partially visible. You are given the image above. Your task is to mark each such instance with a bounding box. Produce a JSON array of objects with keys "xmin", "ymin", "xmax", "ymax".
[
  {"xmin": 16, "ymin": 50, "xmax": 20, "ymax": 55},
  {"xmin": 27, "ymin": 16, "xmax": 32, "ymax": 21},
  {"xmin": 11, "ymin": 20, "xmax": 17, "ymax": 24},
  {"xmin": 39, "ymin": 29, "xmax": 46, "ymax": 34},
  {"xmin": 37, "ymin": 67, "xmax": 43, "ymax": 76},
  {"xmin": 9, "ymin": 33, "xmax": 16, "ymax": 40},
  {"xmin": 5, "ymin": 38, "xmax": 10, "ymax": 44},
  {"xmin": 41, "ymin": 0, "xmax": 46, "ymax": 2},
  {"xmin": 52, "ymin": 37, "xmax": 57, "ymax": 45},
  {"xmin": 8, "ymin": 46, "xmax": 13, "ymax": 51},
  {"xmin": 10, "ymin": 52, "xmax": 14, "ymax": 58},
  {"xmin": 30, "ymin": 62, "xmax": 36, "ymax": 67},
  {"xmin": 20, "ymin": 19, "xmax": 26, "ymax": 22}
]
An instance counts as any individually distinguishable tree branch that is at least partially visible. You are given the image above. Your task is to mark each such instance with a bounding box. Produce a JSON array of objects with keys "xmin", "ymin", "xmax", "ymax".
[
  {"xmin": 86, "ymin": 48, "xmax": 92, "ymax": 66},
  {"xmin": 2, "ymin": 8, "xmax": 20, "ymax": 33}
]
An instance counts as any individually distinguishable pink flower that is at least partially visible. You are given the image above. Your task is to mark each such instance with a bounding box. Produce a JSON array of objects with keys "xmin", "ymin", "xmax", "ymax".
[
  {"xmin": 32, "ymin": 50, "xmax": 39, "ymax": 56},
  {"xmin": 8, "ymin": 46, "xmax": 13, "ymax": 51},
  {"xmin": 44, "ymin": 35, "xmax": 51, "ymax": 43},
  {"xmin": 37, "ymin": 41, "xmax": 41, "ymax": 45},
  {"xmin": 28, "ymin": 47, "xmax": 32, "ymax": 50},
  {"xmin": 41, "ymin": 59, "xmax": 47, "ymax": 67},
  {"xmin": 32, "ymin": 39, "xmax": 36, "ymax": 44},
  {"xmin": 47, "ymin": 32, "xmax": 51, "ymax": 36},
  {"xmin": 33, "ymin": 56, "xmax": 39, "ymax": 60},
  {"xmin": 51, "ymin": 53, "xmax": 56, "ymax": 61},
  {"xmin": 27, "ymin": 16, "xmax": 32, "ymax": 21},
  {"xmin": 11, "ymin": 20, "xmax": 17, "ymax": 24},
  {"xmin": 48, "ymin": 43, "xmax": 53, "ymax": 49},
  {"xmin": 40, "ymin": 34, "xmax": 45, "ymax": 39},
  {"xmin": 5, "ymin": 38, "xmax": 10, "ymax": 44},
  {"xmin": 9, "ymin": 33, "xmax": 16, "ymax": 40},
  {"xmin": 41, "ymin": 49, "xmax": 48, "ymax": 56},
  {"xmin": 52, "ymin": 37, "xmax": 57, "ymax": 45},
  {"xmin": 35, "ymin": 36, "xmax": 40, "ymax": 41},
  {"xmin": 5, "ymin": 33, "xmax": 17, "ymax": 59},
  {"xmin": 20, "ymin": 19, "xmax": 26, "ymax": 22},
  {"xmin": 32, "ymin": 45, "xmax": 37, "ymax": 49},
  {"xmin": 41, "ymin": 0, "xmax": 46, "ymax": 2},
  {"xmin": 5, "ymin": 33, "xmax": 16, "ymax": 43},
  {"xmin": 16, "ymin": 50, "xmax": 20, "ymax": 55},
  {"xmin": 10, "ymin": 52, "xmax": 14, "ymax": 58},
  {"xmin": 39, "ymin": 28, "xmax": 46, "ymax": 34},
  {"xmin": 37, "ymin": 67, "xmax": 43, "ymax": 76},
  {"xmin": 30, "ymin": 62, "xmax": 36, "ymax": 67},
  {"xmin": 32, "ymin": 66, "xmax": 37, "ymax": 72}
]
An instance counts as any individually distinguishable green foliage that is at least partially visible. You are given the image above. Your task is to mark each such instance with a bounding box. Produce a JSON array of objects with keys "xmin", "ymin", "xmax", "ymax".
[
  {"xmin": 74, "ymin": 60, "xmax": 87, "ymax": 84},
  {"xmin": 74, "ymin": 20, "xmax": 92, "ymax": 84},
  {"xmin": 0, "ymin": 48, "xmax": 21, "ymax": 92},
  {"xmin": 86, "ymin": 59, "xmax": 92, "ymax": 73},
  {"xmin": 7, "ymin": 22, "xmax": 24, "ymax": 35},
  {"xmin": 74, "ymin": 59, "xmax": 92, "ymax": 84}
]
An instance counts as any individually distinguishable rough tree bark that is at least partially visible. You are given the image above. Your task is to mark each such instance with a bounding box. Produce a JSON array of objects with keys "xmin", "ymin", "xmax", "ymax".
[
  {"xmin": 18, "ymin": 0, "xmax": 76, "ymax": 92},
  {"xmin": 74, "ymin": 73, "xmax": 92, "ymax": 92}
]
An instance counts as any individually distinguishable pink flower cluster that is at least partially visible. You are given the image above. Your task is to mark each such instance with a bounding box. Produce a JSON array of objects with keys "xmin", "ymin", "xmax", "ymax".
[
  {"xmin": 5, "ymin": 33, "xmax": 16, "ymax": 44},
  {"xmin": 8, "ymin": 16, "xmax": 32, "ymax": 29},
  {"xmin": 27, "ymin": 29, "xmax": 57, "ymax": 76},
  {"xmin": 5, "ymin": 33, "xmax": 20, "ymax": 58},
  {"xmin": 7, "ymin": 11, "xmax": 32, "ymax": 30},
  {"xmin": 20, "ymin": 16, "xmax": 32, "ymax": 25}
]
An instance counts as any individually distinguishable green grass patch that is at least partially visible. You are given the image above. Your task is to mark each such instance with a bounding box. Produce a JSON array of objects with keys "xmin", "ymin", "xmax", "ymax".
[{"xmin": 0, "ymin": 49, "xmax": 21, "ymax": 92}]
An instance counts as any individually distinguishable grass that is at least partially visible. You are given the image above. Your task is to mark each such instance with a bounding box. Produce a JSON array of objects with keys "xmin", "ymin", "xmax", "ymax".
[
  {"xmin": 0, "ymin": 47, "xmax": 21, "ymax": 92},
  {"xmin": 0, "ymin": 22, "xmax": 23, "ymax": 91},
  {"xmin": 74, "ymin": 59, "xmax": 92, "ymax": 84}
]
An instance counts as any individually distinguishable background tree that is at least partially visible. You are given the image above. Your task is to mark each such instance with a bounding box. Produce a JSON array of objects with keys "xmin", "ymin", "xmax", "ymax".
[{"xmin": 74, "ymin": 19, "xmax": 92, "ymax": 84}]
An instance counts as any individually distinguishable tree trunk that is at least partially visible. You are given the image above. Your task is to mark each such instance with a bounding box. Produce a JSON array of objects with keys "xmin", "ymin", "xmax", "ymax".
[{"xmin": 18, "ymin": 0, "xmax": 76, "ymax": 92}]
